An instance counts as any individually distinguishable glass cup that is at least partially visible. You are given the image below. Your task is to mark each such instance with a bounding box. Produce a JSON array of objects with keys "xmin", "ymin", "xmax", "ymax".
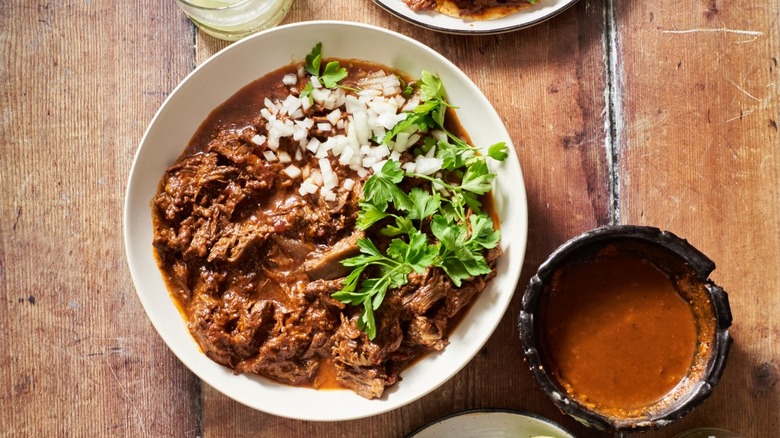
[{"xmin": 175, "ymin": 0, "xmax": 293, "ymax": 41}]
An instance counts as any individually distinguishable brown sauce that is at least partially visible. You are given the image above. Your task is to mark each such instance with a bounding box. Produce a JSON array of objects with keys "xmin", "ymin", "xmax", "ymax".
[{"xmin": 538, "ymin": 252, "xmax": 698, "ymax": 412}]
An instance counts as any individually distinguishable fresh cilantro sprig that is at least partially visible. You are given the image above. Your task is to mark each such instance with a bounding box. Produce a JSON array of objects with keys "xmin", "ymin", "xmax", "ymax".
[
  {"xmin": 338, "ymin": 161, "xmax": 504, "ymax": 339},
  {"xmin": 331, "ymin": 231, "xmax": 438, "ymax": 340},
  {"xmin": 331, "ymin": 70, "xmax": 508, "ymax": 340},
  {"xmin": 431, "ymin": 213, "xmax": 499, "ymax": 286},
  {"xmin": 381, "ymin": 71, "xmax": 508, "ymax": 178},
  {"xmin": 300, "ymin": 43, "xmax": 351, "ymax": 102},
  {"xmin": 361, "ymin": 159, "xmax": 412, "ymax": 211},
  {"xmin": 305, "ymin": 42, "xmax": 348, "ymax": 87}
]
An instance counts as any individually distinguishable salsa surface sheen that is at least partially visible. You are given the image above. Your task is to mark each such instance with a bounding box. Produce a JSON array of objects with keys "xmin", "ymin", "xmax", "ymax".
[{"xmin": 538, "ymin": 252, "xmax": 698, "ymax": 412}]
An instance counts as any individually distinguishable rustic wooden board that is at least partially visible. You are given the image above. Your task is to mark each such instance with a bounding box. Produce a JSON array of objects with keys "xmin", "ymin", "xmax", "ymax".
[
  {"xmin": 0, "ymin": 1, "xmax": 201, "ymax": 436},
  {"xmin": 2, "ymin": 0, "xmax": 778, "ymax": 437}
]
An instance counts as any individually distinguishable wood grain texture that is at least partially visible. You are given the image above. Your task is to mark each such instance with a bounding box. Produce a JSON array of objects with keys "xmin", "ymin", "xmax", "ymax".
[
  {"xmin": 1, "ymin": 0, "xmax": 778, "ymax": 437},
  {"xmin": 0, "ymin": 1, "xmax": 200, "ymax": 436},
  {"xmin": 613, "ymin": 0, "xmax": 780, "ymax": 436}
]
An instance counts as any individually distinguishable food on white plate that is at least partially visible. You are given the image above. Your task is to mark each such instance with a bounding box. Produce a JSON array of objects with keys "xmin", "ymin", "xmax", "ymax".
[
  {"xmin": 151, "ymin": 43, "xmax": 507, "ymax": 399},
  {"xmin": 403, "ymin": 0, "xmax": 539, "ymax": 20}
]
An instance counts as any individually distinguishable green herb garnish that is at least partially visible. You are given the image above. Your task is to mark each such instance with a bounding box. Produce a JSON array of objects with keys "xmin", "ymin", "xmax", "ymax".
[
  {"xmin": 330, "ymin": 72, "xmax": 508, "ymax": 340},
  {"xmin": 303, "ymin": 43, "xmax": 349, "ymax": 91}
]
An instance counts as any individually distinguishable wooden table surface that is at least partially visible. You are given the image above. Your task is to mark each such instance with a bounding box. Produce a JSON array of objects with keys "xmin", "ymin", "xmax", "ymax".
[{"xmin": 2, "ymin": 0, "xmax": 778, "ymax": 436}]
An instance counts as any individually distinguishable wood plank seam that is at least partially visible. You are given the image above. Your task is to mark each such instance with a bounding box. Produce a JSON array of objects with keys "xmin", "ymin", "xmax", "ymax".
[{"xmin": 603, "ymin": 0, "xmax": 623, "ymax": 226}]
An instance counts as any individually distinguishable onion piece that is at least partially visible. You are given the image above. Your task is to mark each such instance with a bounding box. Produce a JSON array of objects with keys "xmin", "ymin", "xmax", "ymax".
[
  {"xmin": 282, "ymin": 73, "xmax": 297, "ymax": 86},
  {"xmin": 283, "ymin": 164, "xmax": 302, "ymax": 179},
  {"xmin": 251, "ymin": 134, "xmax": 266, "ymax": 146}
]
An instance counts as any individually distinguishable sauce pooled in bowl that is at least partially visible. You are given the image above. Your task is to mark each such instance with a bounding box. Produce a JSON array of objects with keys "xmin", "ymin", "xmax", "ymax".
[{"xmin": 538, "ymin": 251, "xmax": 698, "ymax": 412}]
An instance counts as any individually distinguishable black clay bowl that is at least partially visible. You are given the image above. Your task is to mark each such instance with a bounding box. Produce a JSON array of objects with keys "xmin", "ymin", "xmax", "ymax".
[{"xmin": 518, "ymin": 225, "xmax": 732, "ymax": 432}]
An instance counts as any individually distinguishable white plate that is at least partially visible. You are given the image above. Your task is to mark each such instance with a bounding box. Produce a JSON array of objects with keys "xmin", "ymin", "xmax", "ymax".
[
  {"xmin": 373, "ymin": 0, "xmax": 578, "ymax": 35},
  {"xmin": 124, "ymin": 20, "xmax": 528, "ymax": 421},
  {"xmin": 408, "ymin": 410, "xmax": 575, "ymax": 438}
]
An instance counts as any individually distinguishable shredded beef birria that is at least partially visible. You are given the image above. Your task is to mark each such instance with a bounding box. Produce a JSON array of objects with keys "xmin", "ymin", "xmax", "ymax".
[{"xmin": 152, "ymin": 60, "xmax": 500, "ymax": 399}]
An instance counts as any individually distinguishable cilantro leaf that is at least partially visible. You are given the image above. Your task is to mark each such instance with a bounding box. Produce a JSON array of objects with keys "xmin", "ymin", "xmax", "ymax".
[
  {"xmin": 359, "ymin": 300, "xmax": 378, "ymax": 339},
  {"xmin": 459, "ymin": 160, "xmax": 494, "ymax": 195},
  {"xmin": 469, "ymin": 213, "xmax": 501, "ymax": 249},
  {"xmin": 408, "ymin": 188, "xmax": 441, "ymax": 221},
  {"xmin": 431, "ymin": 216, "xmax": 468, "ymax": 257},
  {"xmin": 419, "ymin": 71, "xmax": 443, "ymax": 101},
  {"xmin": 304, "ymin": 43, "xmax": 349, "ymax": 91},
  {"xmin": 386, "ymin": 230, "xmax": 438, "ymax": 274},
  {"xmin": 300, "ymin": 82, "xmax": 314, "ymax": 103},
  {"xmin": 356, "ymin": 237, "xmax": 383, "ymax": 258},
  {"xmin": 321, "ymin": 60, "xmax": 348, "ymax": 88},
  {"xmin": 305, "ymin": 43, "xmax": 322, "ymax": 77},
  {"xmin": 462, "ymin": 191, "xmax": 484, "ymax": 213},
  {"xmin": 381, "ymin": 216, "xmax": 414, "ymax": 237},
  {"xmin": 382, "ymin": 112, "xmax": 430, "ymax": 146},
  {"xmin": 356, "ymin": 202, "xmax": 390, "ymax": 230},
  {"xmin": 436, "ymin": 139, "xmax": 476, "ymax": 170},
  {"xmin": 363, "ymin": 160, "xmax": 412, "ymax": 211},
  {"xmin": 430, "ymin": 215, "xmax": 497, "ymax": 286},
  {"xmin": 488, "ymin": 142, "xmax": 509, "ymax": 161}
]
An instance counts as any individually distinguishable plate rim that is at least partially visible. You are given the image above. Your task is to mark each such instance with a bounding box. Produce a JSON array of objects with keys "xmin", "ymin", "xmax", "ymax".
[
  {"xmin": 371, "ymin": 0, "xmax": 580, "ymax": 35},
  {"xmin": 406, "ymin": 408, "xmax": 576, "ymax": 437}
]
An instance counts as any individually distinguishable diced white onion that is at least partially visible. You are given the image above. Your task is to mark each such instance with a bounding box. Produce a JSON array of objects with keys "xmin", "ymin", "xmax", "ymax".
[
  {"xmin": 371, "ymin": 160, "xmax": 388, "ymax": 174},
  {"xmin": 298, "ymin": 180, "xmax": 318, "ymax": 195},
  {"xmin": 306, "ymin": 137, "xmax": 321, "ymax": 153},
  {"xmin": 414, "ymin": 156, "xmax": 442, "ymax": 176},
  {"xmin": 251, "ymin": 134, "xmax": 266, "ymax": 146},
  {"xmin": 312, "ymin": 87, "xmax": 330, "ymax": 104},
  {"xmin": 249, "ymin": 65, "xmax": 464, "ymax": 204},
  {"xmin": 310, "ymin": 169, "xmax": 323, "ymax": 185},
  {"xmin": 326, "ymin": 109, "xmax": 342, "ymax": 126},
  {"xmin": 283, "ymin": 164, "xmax": 302, "ymax": 179},
  {"xmin": 293, "ymin": 126, "xmax": 308, "ymax": 141},
  {"xmin": 267, "ymin": 134, "xmax": 280, "ymax": 151},
  {"xmin": 352, "ymin": 112, "xmax": 370, "ymax": 146},
  {"xmin": 339, "ymin": 145, "xmax": 355, "ymax": 165},
  {"xmin": 363, "ymin": 156, "xmax": 379, "ymax": 168},
  {"xmin": 278, "ymin": 151, "xmax": 292, "ymax": 163},
  {"xmin": 282, "ymin": 73, "xmax": 298, "ymax": 86},
  {"xmin": 320, "ymin": 187, "xmax": 337, "ymax": 202},
  {"xmin": 260, "ymin": 108, "xmax": 275, "ymax": 122},
  {"xmin": 344, "ymin": 95, "xmax": 366, "ymax": 114},
  {"xmin": 431, "ymin": 130, "xmax": 447, "ymax": 142}
]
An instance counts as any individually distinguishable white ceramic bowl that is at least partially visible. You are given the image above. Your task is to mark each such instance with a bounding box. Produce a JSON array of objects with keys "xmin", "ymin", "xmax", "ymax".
[{"xmin": 124, "ymin": 20, "xmax": 528, "ymax": 421}]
